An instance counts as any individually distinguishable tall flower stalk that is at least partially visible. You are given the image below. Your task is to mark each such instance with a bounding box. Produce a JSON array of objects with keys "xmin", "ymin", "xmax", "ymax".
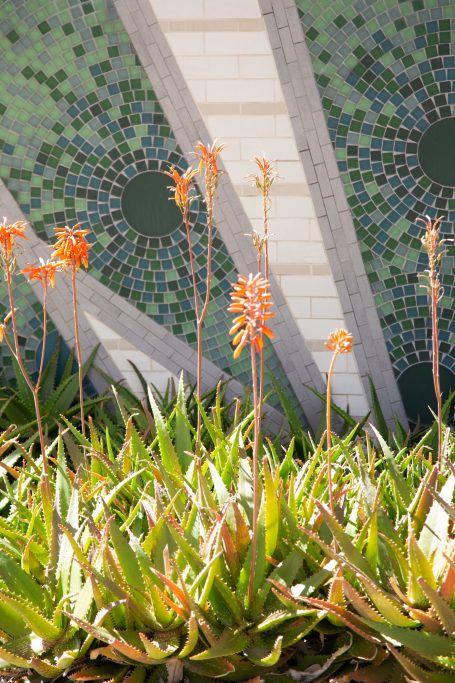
[
  {"xmin": 0, "ymin": 220, "xmax": 62, "ymax": 498},
  {"xmin": 51, "ymin": 224, "xmax": 91, "ymax": 436},
  {"xmin": 247, "ymin": 156, "xmax": 277, "ymax": 431},
  {"xmin": 417, "ymin": 215, "xmax": 446, "ymax": 465},
  {"xmin": 189, "ymin": 140, "xmax": 225, "ymax": 452},
  {"xmin": 325, "ymin": 328, "xmax": 353, "ymax": 511},
  {"xmin": 228, "ymin": 272, "xmax": 274, "ymax": 606}
]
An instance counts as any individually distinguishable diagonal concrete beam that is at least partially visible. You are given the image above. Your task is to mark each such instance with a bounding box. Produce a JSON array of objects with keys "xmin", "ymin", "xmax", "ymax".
[
  {"xmin": 113, "ymin": 0, "xmax": 326, "ymax": 430},
  {"xmin": 258, "ymin": 0, "xmax": 408, "ymax": 428},
  {"xmin": 0, "ymin": 180, "xmax": 287, "ymax": 431}
]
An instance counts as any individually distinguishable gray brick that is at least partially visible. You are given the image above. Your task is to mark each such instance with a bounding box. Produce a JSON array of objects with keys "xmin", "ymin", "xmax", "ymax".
[
  {"xmin": 315, "ymin": 163, "xmax": 332, "ymax": 198},
  {"xmin": 279, "ymin": 26, "xmax": 297, "ymax": 64},
  {"xmin": 263, "ymin": 12, "xmax": 281, "ymax": 49}
]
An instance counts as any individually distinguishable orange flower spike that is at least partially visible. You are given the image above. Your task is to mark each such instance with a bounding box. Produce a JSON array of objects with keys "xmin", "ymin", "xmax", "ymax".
[
  {"xmin": 228, "ymin": 273, "xmax": 274, "ymax": 359},
  {"xmin": 250, "ymin": 155, "xmax": 278, "ymax": 194},
  {"xmin": 194, "ymin": 139, "xmax": 225, "ymax": 177},
  {"xmin": 22, "ymin": 258, "xmax": 63, "ymax": 289},
  {"xmin": 164, "ymin": 166, "xmax": 198, "ymax": 213},
  {"xmin": 0, "ymin": 218, "xmax": 27, "ymax": 261},
  {"xmin": 52, "ymin": 223, "xmax": 91, "ymax": 271},
  {"xmin": 325, "ymin": 328, "xmax": 353, "ymax": 355}
]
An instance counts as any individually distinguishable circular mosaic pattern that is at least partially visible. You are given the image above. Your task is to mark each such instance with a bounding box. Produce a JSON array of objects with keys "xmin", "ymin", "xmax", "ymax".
[
  {"xmin": 0, "ymin": 0, "xmax": 300, "ymax": 416},
  {"xmin": 418, "ymin": 117, "xmax": 455, "ymax": 186},
  {"xmin": 121, "ymin": 171, "xmax": 181, "ymax": 238},
  {"xmin": 297, "ymin": 0, "xmax": 455, "ymax": 417}
]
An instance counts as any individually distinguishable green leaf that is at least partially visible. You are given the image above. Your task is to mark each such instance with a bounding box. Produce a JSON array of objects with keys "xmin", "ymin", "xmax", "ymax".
[
  {"xmin": 0, "ymin": 551, "xmax": 44, "ymax": 610},
  {"xmin": 148, "ymin": 388, "xmax": 183, "ymax": 481},
  {"xmin": 0, "ymin": 591, "xmax": 61, "ymax": 640},
  {"xmin": 246, "ymin": 635, "xmax": 283, "ymax": 666},
  {"xmin": 190, "ymin": 628, "xmax": 249, "ymax": 660},
  {"xmin": 368, "ymin": 376, "xmax": 389, "ymax": 441},
  {"xmin": 175, "ymin": 373, "xmax": 193, "ymax": 473},
  {"xmin": 110, "ymin": 520, "xmax": 145, "ymax": 595},
  {"xmin": 263, "ymin": 457, "xmax": 278, "ymax": 558}
]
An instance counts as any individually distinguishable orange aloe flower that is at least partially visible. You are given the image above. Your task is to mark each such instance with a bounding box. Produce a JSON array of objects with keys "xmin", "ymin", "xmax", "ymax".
[
  {"xmin": 248, "ymin": 155, "xmax": 278, "ymax": 194},
  {"xmin": 194, "ymin": 139, "xmax": 225, "ymax": 177},
  {"xmin": 228, "ymin": 273, "xmax": 274, "ymax": 359},
  {"xmin": 51, "ymin": 223, "xmax": 91, "ymax": 271},
  {"xmin": 164, "ymin": 166, "xmax": 198, "ymax": 213},
  {"xmin": 22, "ymin": 258, "xmax": 63, "ymax": 289},
  {"xmin": 0, "ymin": 310, "xmax": 13, "ymax": 344},
  {"xmin": 325, "ymin": 328, "xmax": 353, "ymax": 355},
  {"xmin": 0, "ymin": 218, "xmax": 27, "ymax": 261}
]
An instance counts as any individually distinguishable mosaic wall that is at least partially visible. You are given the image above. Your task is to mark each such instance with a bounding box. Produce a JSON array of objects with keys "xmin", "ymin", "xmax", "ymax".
[
  {"xmin": 297, "ymin": 0, "xmax": 454, "ymax": 418},
  {"xmin": 0, "ymin": 0, "xmax": 297, "ymax": 412}
]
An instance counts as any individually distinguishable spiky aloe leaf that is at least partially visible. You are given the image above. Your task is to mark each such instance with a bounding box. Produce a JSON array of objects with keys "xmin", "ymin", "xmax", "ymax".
[
  {"xmin": 0, "ymin": 643, "xmax": 30, "ymax": 668},
  {"xmin": 419, "ymin": 473, "xmax": 455, "ymax": 579},
  {"xmin": 185, "ymin": 657, "xmax": 235, "ymax": 678},
  {"xmin": 0, "ymin": 551, "xmax": 44, "ymax": 610},
  {"xmin": 190, "ymin": 628, "xmax": 249, "ymax": 661},
  {"xmin": 314, "ymin": 502, "xmax": 375, "ymax": 578},
  {"xmin": 138, "ymin": 632, "xmax": 178, "ymax": 660},
  {"xmin": 355, "ymin": 573, "xmax": 417, "ymax": 627},
  {"xmin": 387, "ymin": 645, "xmax": 455, "ymax": 683},
  {"xmin": 30, "ymin": 656, "xmax": 62, "ymax": 678},
  {"xmin": 0, "ymin": 592, "xmax": 62, "ymax": 641},
  {"xmin": 179, "ymin": 613, "xmax": 199, "ymax": 658},
  {"xmin": 245, "ymin": 635, "xmax": 283, "ymax": 666},
  {"xmin": 371, "ymin": 427, "xmax": 411, "ymax": 507},
  {"xmin": 109, "ymin": 520, "xmax": 145, "ymax": 595},
  {"xmin": 363, "ymin": 619, "xmax": 455, "ymax": 661},
  {"xmin": 148, "ymin": 388, "xmax": 184, "ymax": 480},
  {"xmin": 263, "ymin": 456, "xmax": 279, "ymax": 558},
  {"xmin": 418, "ymin": 578, "xmax": 455, "ymax": 636},
  {"xmin": 408, "ymin": 530, "xmax": 437, "ymax": 607},
  {"xmin": 175, "ymin": 373, "xmax": 193, "ymax": 473}
]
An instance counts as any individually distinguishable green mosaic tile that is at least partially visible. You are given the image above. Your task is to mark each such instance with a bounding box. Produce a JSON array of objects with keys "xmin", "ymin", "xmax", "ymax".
[
  {"xmin": 297, "ymin": 0, "xmax": 455, "ymax": 390},
  {"xmin": 0, "ymin": 0, "xmax": 299, "ymax": 416}
]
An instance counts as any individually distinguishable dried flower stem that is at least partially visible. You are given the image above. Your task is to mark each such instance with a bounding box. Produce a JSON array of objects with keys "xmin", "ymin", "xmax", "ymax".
[{"xmin": 418, "ymin": 216, "xmax": 445, "ymax": 465}]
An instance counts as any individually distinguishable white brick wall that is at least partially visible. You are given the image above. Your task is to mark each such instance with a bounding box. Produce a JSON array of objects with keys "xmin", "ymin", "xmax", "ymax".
[
  {"xmin": 149, "ymin": 0, "xmax": 369, "ymax": 416},
  {"xmin": 85, "ymin": 314, "xmax": 176, "ymax": 397}
]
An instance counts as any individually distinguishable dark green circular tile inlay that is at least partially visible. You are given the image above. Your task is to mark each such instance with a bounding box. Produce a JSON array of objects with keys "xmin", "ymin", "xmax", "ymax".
[
  {"xmin": 121, "ymin": 171, "xmax": 181, "ymax": 237},
  {"xmin": 398, "ymin": 362, "xmax": 455, "ymax": 425},
  {"xmin": 418, "ymin": 118, "xmax": 455, "ymax": 187}
]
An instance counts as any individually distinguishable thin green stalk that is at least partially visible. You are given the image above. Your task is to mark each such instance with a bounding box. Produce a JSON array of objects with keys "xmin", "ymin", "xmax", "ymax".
[
  {"xmin": 71, "ymin": 264, "xmax": 85, "ymax": 436},
  {"xmin": 326, "ymin": 352, "xmax": 337, "ymax": 512},
  {"xmin": 248, "ymin": 343, "xmax": 260, "ymax": 607}
]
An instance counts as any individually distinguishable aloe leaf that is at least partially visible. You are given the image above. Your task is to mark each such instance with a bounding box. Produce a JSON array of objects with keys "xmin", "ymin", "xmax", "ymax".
[
  {"xmin": 38, "ymin": 336, "xmax": 60, "ymax": 404},
  {"xmin": 408, "ymin": 530, "xmax": 437, "ymax": 606},
  {"xmin": 109, "ymin": 520, "xmax": 145, "ymax": 595},
  {"xmin": 315, "ymin": 502, "xmax": 375, "ymax": 578},
  {"xmin": 365, "ymin": 619, "xmax": 455, "ymax": 660},
  {"xmin": 355, "ymin": 573, "xmax": 417, "ymax": 627},
  {"xmin": 186, "ymin": 657, "xmax": 235, "ymax": 678},
  {"xmin": 419, "ymin": 474, "xmax": 455, "ymax": 578},
  {"xmin": 246, "ymin": 634, "xmax": 283, "ymax": 666},
  {"xmin": 371, "ymin": 426, "xmax": 411, "ymax": 507},
  {"xmin": 368, "ymin": 376, "xmax": 389, "ymax": 441},
  {"xmin": 388, "ymin": 645, "xmax": 455, "ymax": 683},
  {"xmin": 0, "ymin": 591, "xmax": 61, "ymax": 640},
  {"xmin": 175, "ymin": 373, "xmax": 193, "ymax": 472},
  {"xmin": 191, "ymin": 628, "xmax": 249, "ymax": 660},
  {"xmin": 139, "ymin": 632, "xmax": 178, "ymax": 660},
  {"xmin": 148, "ymin": 388, "xmax": 183, "ymax": 480},
  {"xmin": 0, "ymin": 551, "xmax": 44, "ymax": 610},
  {"xmin": 263, "ymin": 456, "xmax": 279, "ymax": 558},
  {"xmin": 0, "ymin": 643, "xmax": 30, "ymax": 668},
  {"xmin": 418, "ymin": 578, "xmax": 455, "ymax": 636}
]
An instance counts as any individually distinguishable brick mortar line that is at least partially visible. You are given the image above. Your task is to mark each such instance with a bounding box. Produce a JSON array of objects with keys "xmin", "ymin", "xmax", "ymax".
[
  {"xmin": 113, "ymin": 0, "xmax": 329, "ymax": 430},
  {"xmin": 259, "ymin": 0, "xmax": 408, "ymax": 428}
]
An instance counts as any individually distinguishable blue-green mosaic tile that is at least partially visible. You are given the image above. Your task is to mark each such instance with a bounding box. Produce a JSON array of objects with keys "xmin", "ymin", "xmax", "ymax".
[
  {"xmin": 0, "ymin": 0, "xmax": 300, "ymax": 417},
  {"xmin": 297, "ymin": 0, "xmax": 455, "ymax": 394}
]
